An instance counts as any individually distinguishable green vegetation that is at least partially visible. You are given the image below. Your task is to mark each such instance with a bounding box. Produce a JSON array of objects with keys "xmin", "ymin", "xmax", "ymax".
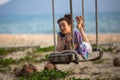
[
  {"xmin": 17, "ymin": 56, "xmax": 40, "ymax": 64},
  {"xmin": 18, "ymin": 70, "xmax": 67, "ymax": 80},
  {"xmin": 91, "ymin": 44, "xmax": 114, "ymax": 52},
  {"xmin": 0, "ymin": 58, "xmax": 15, "ymax": 66},
  {"xmin": 0, "ymin": 46, "xmax": 54, "ymax": 65},
  {"xmin": 0, "ymin": 46, "xmax": 55, "ymax": 74},
  {"xmin": 93, "ymin": 58, "xmax": 107, "ymax": 64},
  {"xmin": 0, "ymin": 45, "xmax": 119, "ymax": 80},
  {"xmin": 0, "ymin": 47, "xmax": 26, "ymax": 55},
  {"xmin": 69, "ymin": 77, "xmax": 90, "ymax": 80},
  {"xmin": 0, "ymin": 48, "xmax": 9, "ymax": 55},
  {"xmin": 100, "ymin": 47, "xmax": 113, "ymax": 52},
  {"xmin": 18, "ymin": 70, "xmax": 91, "ymax": 80},
  {"xmin": 0, "ymin": 57, "xmax": 43, "ymax": 67},
  {"xmin": 0, "ymin": 45, "xmax": 54, "ymax": 56},
  {"xmin": 45, "ymin": 54, "xmax": 49, "ymax": 61},
  {"xmin": 91, "ymin": 44, "xmax": 97, "ymax": 48},
  {"xmin": 34, "ymin": 46, "xmax": 54, "ymax": 53},
  {"xmin": 0, "ymin": 58, "xmax": 14, "ymax": 73}
]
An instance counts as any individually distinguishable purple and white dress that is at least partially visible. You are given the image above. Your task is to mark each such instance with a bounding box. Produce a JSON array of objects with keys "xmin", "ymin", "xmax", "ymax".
[{"xmin": 58, "ymin": 31, "xmax": 92, "ymax": 59}]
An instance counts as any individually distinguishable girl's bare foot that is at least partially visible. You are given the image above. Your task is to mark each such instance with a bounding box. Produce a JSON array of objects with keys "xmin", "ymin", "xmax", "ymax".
[{"xmin": 76, "ymin": 16, "xmax": 84, "ymax": 31}]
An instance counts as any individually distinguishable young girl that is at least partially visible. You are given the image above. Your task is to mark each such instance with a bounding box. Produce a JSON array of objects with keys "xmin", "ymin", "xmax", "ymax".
[{"xmin": 56, "ymin": 14, "xmax": 92, "ymax": 59}]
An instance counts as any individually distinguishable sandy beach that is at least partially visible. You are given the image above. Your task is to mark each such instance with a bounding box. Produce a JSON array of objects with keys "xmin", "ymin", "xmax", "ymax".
[
  {"xmin": 0, "ymin": 33, "xmax": 120, "ymax": 80},
  {"xmin": 0, "ymin": 34, "xmax": 120, "ymax": 48},
  {"xmin": 0, "ymin": 34, "xmax": 54, "ymax": 48}
]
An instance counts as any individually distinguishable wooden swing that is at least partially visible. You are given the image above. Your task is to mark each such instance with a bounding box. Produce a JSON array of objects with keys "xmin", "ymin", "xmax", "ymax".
[{"xmin": 48, "ymin": 0, "xmax": 103, "ymax": 64}]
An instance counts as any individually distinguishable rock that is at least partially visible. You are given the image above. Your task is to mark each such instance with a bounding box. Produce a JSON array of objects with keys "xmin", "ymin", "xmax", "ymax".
[
  {"xmin": 14, "ymin": 67, "xmax": 22, "ymax": 77},
  {"xmin": 14, "ymin": 63, "xmax": 38, "ymax": 77},
  {"xmin": 113, "ymin": 57, "xmax": 120, "ymax": 67},
  {"xmin": 44, "ymin": 62, "xmax": 57, "ymax": 70}
]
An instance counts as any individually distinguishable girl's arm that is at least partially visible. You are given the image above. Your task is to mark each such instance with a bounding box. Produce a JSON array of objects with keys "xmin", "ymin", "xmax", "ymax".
[
  {"xmin": 56, "ymin": 34, "xmax": 73, "ymax": 51},
  {"xmin": 79, "ymin": 28, "xmax": 89, "ymax": 43},
  {"xmin": 76, "ymin": 16, "xmax": 89, "ymax": 43},
  {"xmin": 56, "ymin": 35, "xmax": 66, "ymax": 51}
]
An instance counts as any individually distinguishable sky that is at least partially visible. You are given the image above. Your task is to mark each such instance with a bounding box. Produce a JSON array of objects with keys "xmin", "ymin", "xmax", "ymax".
[{"xmin": 0, "ymin": 0, "xmax": 120, "ymax": 15}]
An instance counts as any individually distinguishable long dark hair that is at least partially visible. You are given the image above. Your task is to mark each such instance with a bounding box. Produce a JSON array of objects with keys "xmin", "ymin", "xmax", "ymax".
[{"xmin": 57, "ymin": 14, "xmax": 73, "ymax": 25}]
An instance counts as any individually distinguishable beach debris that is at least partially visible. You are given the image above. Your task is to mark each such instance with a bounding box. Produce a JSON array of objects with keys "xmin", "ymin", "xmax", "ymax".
[
  {"xmin": 44, "ymin": 62, "xmax": 57, "ymax": 70},
  {"xmin": 113, "ymin": 57, "xmax": 120, "ymax": 67},
  {"xmin": 14, "ymin": 63, "xmax": 38, "ymax": 77}
]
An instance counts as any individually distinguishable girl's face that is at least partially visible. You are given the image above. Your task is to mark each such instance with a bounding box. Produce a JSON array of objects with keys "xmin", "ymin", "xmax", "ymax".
[{"xmin": 58, "ymin": 20, "xmax": 71, "ymax": 34}]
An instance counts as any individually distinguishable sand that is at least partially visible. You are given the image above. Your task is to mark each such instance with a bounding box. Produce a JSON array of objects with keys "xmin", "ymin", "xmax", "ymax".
[
  {"xmin": 0, "ymin": 34, "xmax": 120, "ymax": 80},
  {"xmin": 0, "ymin": 34, "xmax": 120, "ymax": 48},
  {"xmin": 0, "ymin": 34, "xmax": 54, "ymax": 48}
]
